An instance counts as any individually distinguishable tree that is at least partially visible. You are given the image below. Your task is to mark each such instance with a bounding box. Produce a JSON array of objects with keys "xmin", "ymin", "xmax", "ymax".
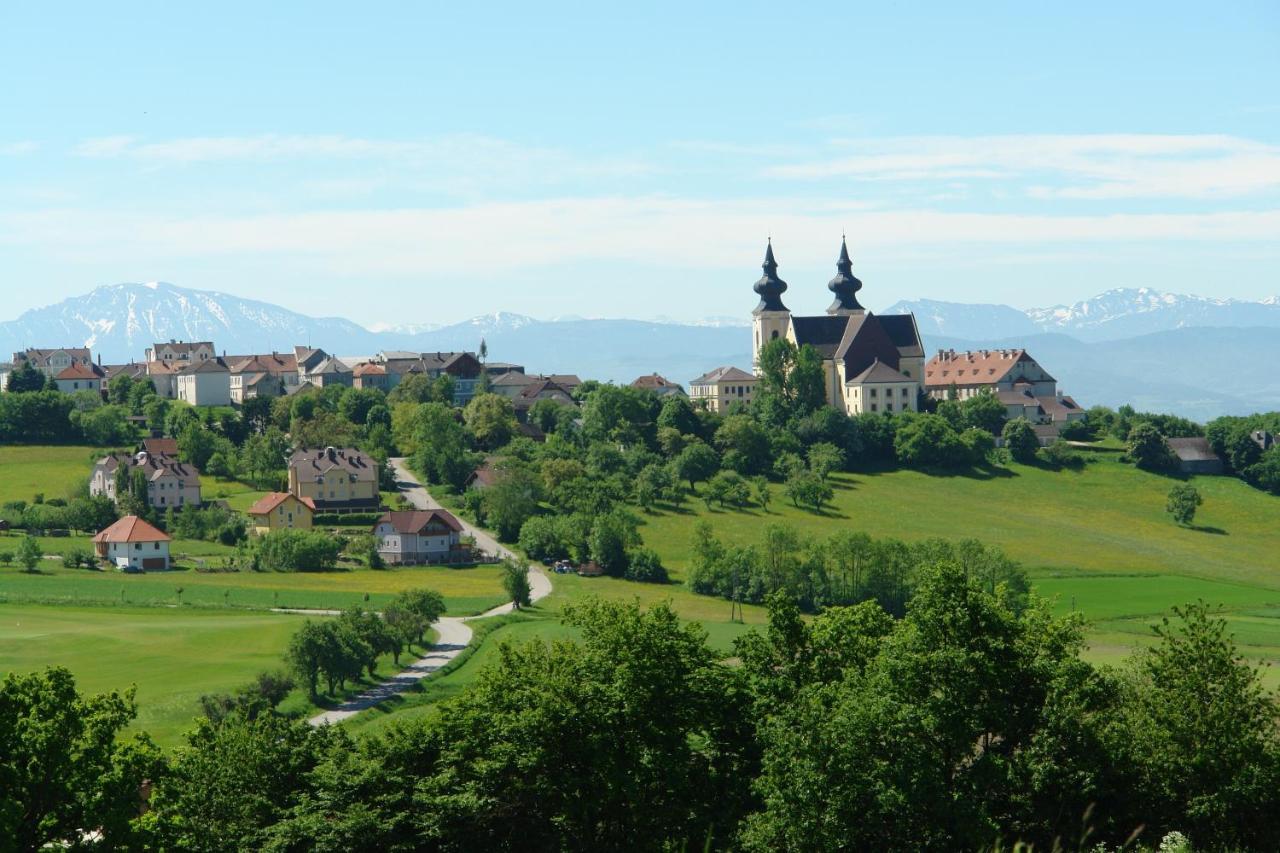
[
  {"xmin": 17, "ymin": 535, "xmax": 41, "ymax": 572},
  {"xmin": 895, "ymin": 413, "xmax": 966, "ymax": 468},
  {"xmin": 1128, "ymin": 422, "xmax": 1177, "ymax": 472},
  {"xmin": 674, "ymin": 441, "xmax": 719, "ymax": 491},
  {"xmin": 0, "ymin": 668, "xmax": 160, "ymax": 851},
  {"xmin": 463, "ymin": 393, "xmax": 518, "ymax": 449},
  {"xmin": 752, "ymin": 475, "xmax": 772, "ymax": 512},
  {"xmin": 393, "ymin": 588, "xmax": 446, "ymax": 642},
  {"xmin": 1166, "ymin": 484, "xmax": 1203, "ymax": 526},
  {"xmin": 502, "ymin": 556, "xmax": 533, "ymax": 609},
  {"xmin": 1002, "ymin": 417, "xmax": 1040, "ymax": 464},
  {"xmin": 4, "ymin": 360, "xmax": 47, "ymax": 393},
  {"xmin": 482, "ymin": 463, "xmax": 542, "ymax": 541},
  {"xmin": 714, "ymin": 414, "xmax": 770, "ymax": 475},
  {"xmin": 286, "ymin": 620, "xmax": 329, "ymax": 698},
  {"xmin": 784, "ymin": 470, "xmax": 833, "ymax": 512},
  {"xmin": 961, "ymin": 389, "xmax": 1008, "ymax": 434},
  {"xmin": 257, "ymin": 529, "xmax": 342, "ymax": 572},
  {"xmin": 625, "ymin": 547, "xmax": 669, "ymax": 583},
  {"xmin": 806, "ymin": 441, "xmax": 845, "ymax": 480},
  {"xmin": 589, "ymin": 510, "xmax": 638, "ymax": 576}
]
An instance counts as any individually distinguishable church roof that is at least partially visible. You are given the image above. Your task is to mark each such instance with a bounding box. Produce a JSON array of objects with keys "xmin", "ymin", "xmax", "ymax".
[
  {"xmin": 834, "ymin": 314, "xmax": 903, "ymax": 377},
  {"xmin": 875, "ymin": 314, "xmax": 924, "ymax": 357},
  {"xmin": 752, "ymin": 241, "xmax": 790, "ymax": 314},
  {"xmin": 826, "ymin": 237, "xmax": 865, "ymax": 313},
  {"xmin": 789, "ymin": 315, "xmax": 851, "ymax": 357},
  {"xmin": 846, "ymin": 359, "xmax": 913, "ymax": 384}
]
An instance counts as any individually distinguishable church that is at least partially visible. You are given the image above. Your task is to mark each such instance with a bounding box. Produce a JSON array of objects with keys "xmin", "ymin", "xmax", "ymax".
[{"xmin": 751, "ymin": 239, "xmax": 925, "ymax": 416}]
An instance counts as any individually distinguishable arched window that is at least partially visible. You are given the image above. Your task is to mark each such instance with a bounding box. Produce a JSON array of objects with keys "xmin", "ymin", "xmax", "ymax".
[{"xmin": 771, "ymin": 330, "xmax": 779, "ymax": 340}]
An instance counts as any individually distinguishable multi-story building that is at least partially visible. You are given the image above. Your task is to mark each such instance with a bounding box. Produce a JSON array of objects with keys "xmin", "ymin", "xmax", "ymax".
[
  {"xmin": 287, "ymin": 446, "xmax": 381, "ymax": 511},
  {"xmin": 228, "ymin": 353, "xmax": 299, "ymax": 402},
  {"xmin": 146, "ymin": 340, "xmax": 216, "ymax": 365},
  {"xmin": 176, "ymin": 358, "xmax": 232, "ymax": 406},
  {"xmin": 92, "ymin": 515, "xmax": 172, "ymax": 571},
  {"xmin": 373, "ymin": 508, "xmax": 468, "ymax": 565},
  {"xmin": 630, "ymin": 374, "xmax": 686, "ymax": 397},
  {"xmin": 90, "ymin": 450, "xmax": 203, "ymax": 510},
  {"xmin": 924, "ymin": 348, "xmax": 1086, "ymax": 435},
  {"xmin": 246, "ymin": 492, "xmax": 316, "ymax": 535},
  {"xmin": 689, "ymin": 366, "xmax": 758, "ymax": 413}
]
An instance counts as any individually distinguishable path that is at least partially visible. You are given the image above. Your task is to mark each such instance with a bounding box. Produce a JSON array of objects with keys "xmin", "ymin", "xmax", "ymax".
[{"xmin": 307, "ymin": 459, "xmax": 551, "ymax": 726}]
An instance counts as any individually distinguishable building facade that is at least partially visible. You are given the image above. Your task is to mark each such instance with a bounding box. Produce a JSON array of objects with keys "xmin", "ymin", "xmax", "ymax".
[
  {"xmin": 689, "ymin": 366, "xmax": 758, "ymax": 413},
  {"xmin": 92, "ymin": 515, "xmax": 172, "ymax": 571},
  {"xmin": 90, "ymin": 450, "xmax": 203, "ymax": 510},
  {"xmin": 373, "ymin": 509, "xmax": 468, "ymax": 565},
  {"xmin": 246, "ymin": 492, "xmax": 316, "ymax": 535},
  {"xmin": 176, "ymin": 359, "xmax": 232, "ymax": 406},
  {"xmin": 287, "ymin": 446, "xmax": 381, "ymax": 511}
]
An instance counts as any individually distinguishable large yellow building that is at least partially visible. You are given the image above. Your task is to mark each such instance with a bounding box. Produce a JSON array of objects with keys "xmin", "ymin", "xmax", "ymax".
[
  {"xmin": 287, "ymin": 446, "xmax": 381, "ymax": 511},
  {"xmin": 246, "ymin": 492, "xmax": 316, "ymax": 535}
]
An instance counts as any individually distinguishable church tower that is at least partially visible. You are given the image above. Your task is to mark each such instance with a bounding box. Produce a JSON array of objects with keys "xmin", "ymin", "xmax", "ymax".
[
  {"xmin": 751, "ymin": 240, "xmax": 792, "ymax": 373},
  {"xmin": 826, "ymin": 236, "xmax": 865, "ymax": 315}
]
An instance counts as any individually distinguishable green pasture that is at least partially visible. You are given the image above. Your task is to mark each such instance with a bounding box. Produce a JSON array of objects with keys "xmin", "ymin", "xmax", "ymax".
[
  {"xmin": 0, "ymin": 562, "xmax": 509, "ymax": 615},
  {"xmin": 638, "ymin": 453, "xmax": 1280, "ymax": 588},
  {"xmin": 0, "ymin": 444, "xmax": 104, "ymax": 503}
]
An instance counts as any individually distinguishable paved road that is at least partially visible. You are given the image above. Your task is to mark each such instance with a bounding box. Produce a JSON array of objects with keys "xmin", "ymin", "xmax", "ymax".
[{"xmin": 307, "ymin": 459, "xmax": 551, "ymax": 726}]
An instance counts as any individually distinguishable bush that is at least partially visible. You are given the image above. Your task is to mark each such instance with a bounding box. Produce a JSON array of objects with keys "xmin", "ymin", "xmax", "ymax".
[
  {"xmin": 625, "ymin": 547, "xmax": 669, "ymax": 583},
  {"xmin": 1128, "ymin": 422, "xmax": 1178, "ymax": 473},
  {"xmin": 894, "ymin": 414, "xmax": 966, "ymax": 468},
  {"xmin": 1036, "ymin": 440, "xmax": 1085, "ymax": 470},
  {"xmin": 256, "ymin": 529, "xmax": 342, "ymax": 572},
  {"xmin": 313, "ymin": 512, "xmax": 382, "ymax": 527},
  {"xmin": 61, "ymin": 545, "xmax": 96, "ymax": 570}
]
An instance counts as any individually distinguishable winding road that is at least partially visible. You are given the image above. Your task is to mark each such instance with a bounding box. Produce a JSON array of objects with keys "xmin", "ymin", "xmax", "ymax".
[{"xmin": 307, "ymin": 458, "xmax": 551, "ymax": 727}]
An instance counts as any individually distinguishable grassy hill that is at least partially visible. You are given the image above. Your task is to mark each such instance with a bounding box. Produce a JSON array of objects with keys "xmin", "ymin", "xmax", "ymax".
[
  {"xmin": 636, "ymin": 450, "xmax": 1280, "ymax": 683},
  {"xmin": 0, "ymin": 445, "xmax": 106, "ymax": 503}
]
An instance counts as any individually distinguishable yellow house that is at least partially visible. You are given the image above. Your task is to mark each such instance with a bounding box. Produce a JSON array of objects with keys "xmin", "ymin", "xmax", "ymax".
[
  {"xmin": 246, "ymin": 492, "xmax": 316, "ymax": 535},
  {"xmin": 287, "ymin": 446, "xmax": 381, "ymax": 511}
]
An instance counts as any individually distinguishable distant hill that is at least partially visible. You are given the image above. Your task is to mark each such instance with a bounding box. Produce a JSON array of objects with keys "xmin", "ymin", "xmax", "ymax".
[
  {"xmin": 4, "ymin": 282, "xmax": 1278, "ymax": 420},
  {"xmin": 889, "ymin": 287, "xmax": 1280, "ymax": 342}
]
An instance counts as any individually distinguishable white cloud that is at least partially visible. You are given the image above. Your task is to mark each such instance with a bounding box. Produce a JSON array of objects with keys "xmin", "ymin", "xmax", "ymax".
[
  {"xmin": 0, "ymin": 141, "xmax": 38, "ymax": 155},
  {"xmin": 5, "ymin": 198, "xmax": 1277, "ymax": 279},
  {"xmin": 767, "ymin": 134, "xmax": 1280, "ymax": 199}
]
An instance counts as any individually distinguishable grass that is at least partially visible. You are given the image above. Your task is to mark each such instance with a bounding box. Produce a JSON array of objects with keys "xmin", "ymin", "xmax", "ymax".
[
  {"xmin": 0, "ymin": 445, "xmax": 107, "ymax": 503},
  {"xmin": 0, "ymin": 602, "xmax": 307, "ymax": 746},
  {"xmin": 639, "ymin": 454, "xmax": 1280, "ymax": 588},
  {"xmin": 0, "ymin": 561, "xmax": 510, "ymax": 615}
]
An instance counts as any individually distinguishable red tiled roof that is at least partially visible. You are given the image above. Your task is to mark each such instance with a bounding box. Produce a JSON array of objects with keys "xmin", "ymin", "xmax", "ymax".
[
  {"xmin": 247, "ymin": 492, "xmax": 317, "ymax": 516},
  {"xmin": 55, "ymin": 362, "xmax": 103, "ymax": 380},
  {"xmin": 92, "ymin": 515, "xmax": 171, "ymax": 544},
  {"xmin": 375, "ymin": 509, "xmax": 463, "ymax": 535}
]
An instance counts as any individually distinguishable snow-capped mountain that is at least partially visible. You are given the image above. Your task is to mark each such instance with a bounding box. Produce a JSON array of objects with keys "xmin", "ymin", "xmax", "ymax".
[
  {"xmin": 0, "ymin": 282, "xmax": 390, "ymax": 362},
  {"xmin": 889, "ymin": 287, "xmax": 1280, "ymax": 342}
]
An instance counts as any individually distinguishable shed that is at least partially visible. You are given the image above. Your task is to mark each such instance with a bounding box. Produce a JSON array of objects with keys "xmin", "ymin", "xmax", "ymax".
[{"xmin": 1166, "ymin": 437, "xmax": 1224, "ymax": 475}]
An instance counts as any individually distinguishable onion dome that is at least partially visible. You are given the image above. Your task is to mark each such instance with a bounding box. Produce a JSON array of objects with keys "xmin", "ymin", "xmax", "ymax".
[
  {"xmin": 827, "ymin": 235, "xmax": 864, "ymax": 314},
  {"xmin": 753, "ymin": 239, "xmax": 790, "ymax": 313}
]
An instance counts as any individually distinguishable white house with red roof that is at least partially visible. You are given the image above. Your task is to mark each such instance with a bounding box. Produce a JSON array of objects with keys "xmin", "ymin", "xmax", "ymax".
[
  {"xmin": 93, "ymin": 515, "xmax": 172, "ymax": 571},
  {"xmin": 373, "ymin": 509, "xmax": 468, "ymax": 565}
]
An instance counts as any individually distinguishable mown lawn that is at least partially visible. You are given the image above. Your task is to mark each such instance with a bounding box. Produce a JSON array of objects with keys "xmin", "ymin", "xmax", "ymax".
[
  {"xmin": 0, "ymin": 561, "xmax": 509, "ymax": 615},
  {"xmin": 0, "ymin": 445, "xmax": 107, "ymax": 503}
]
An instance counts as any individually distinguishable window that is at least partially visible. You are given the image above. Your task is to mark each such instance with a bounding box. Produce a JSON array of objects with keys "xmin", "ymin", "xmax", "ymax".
[
  {"xmin": 902, "ymin": 388, "xmax": 909, "ymax": 397},
  {"xmin": 135, "ymin": 543, "xmax": 142, "ymax": 551},
  {"xmin": 771, "ymin": 330, "xmax": 779, "ymax": 339},
  {"xmin": 869, "ymin": 388, "xmax": 877, "ymax": 398},
  {"xmin": 870, "ymin": 404, "xmax": 878, "ymax": 412},
  {"xmin": 154, "ymin": 542, "xmax": 160, "ymax": 550},
  {"xmin": 886, "ymin": 403, "xmax": 894, "ymax": 412}
]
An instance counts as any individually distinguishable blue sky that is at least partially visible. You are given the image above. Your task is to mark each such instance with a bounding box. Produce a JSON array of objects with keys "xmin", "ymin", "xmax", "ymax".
[{"xmin": 2, "ymin": 1, "xmax": 1278, "ymax": 327}]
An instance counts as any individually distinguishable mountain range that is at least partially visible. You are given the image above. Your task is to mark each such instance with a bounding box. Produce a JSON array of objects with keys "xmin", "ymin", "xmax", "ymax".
[{"xmin": 2, "ymin": 282, "xmax": 1278, "ymax": 421}]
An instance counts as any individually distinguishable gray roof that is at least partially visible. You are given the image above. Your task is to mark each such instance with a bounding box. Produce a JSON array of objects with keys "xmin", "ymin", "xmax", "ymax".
[
  {"xmin": 1167, "ymin": 437, "xmax": 1220, "ymax": 463},
  {"xmin": 846, "ymin": 359, "xmax": 912, "ymax": 384},
  {"xmin": 691, "ymin": 366, "xmax": 756, "ymax": 385}
]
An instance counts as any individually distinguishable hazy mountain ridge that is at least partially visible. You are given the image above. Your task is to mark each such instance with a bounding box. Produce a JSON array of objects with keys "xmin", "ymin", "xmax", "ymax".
[
  {"xmin": 889, "ymin": 287, "xmax": 1280, "ymax": 342},
  {"xmin": 3, "ymin": 282, "xmax": 1278, "ymax": 420}
]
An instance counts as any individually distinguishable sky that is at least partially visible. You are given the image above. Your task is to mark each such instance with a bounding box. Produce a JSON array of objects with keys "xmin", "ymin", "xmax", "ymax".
[{"xmin": 1, "ymin": 1, "xmax": 1278, "ymax": 328}]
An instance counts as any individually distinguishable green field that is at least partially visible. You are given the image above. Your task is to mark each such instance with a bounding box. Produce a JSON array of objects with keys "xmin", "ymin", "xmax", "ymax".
[
  {"xmin": 0, "ymin": 603, "xmax": 306, "ymax": 745},
  {"xmin": 0, "ymin": 561, "xmax": 509, "ymax": 614},
  {"xmin": 0, "ymin": 444, "xmax": 106, "ymax": 503},
  {"xmin": 639, "ymin": 454, "xmax": 1280, "ymax": 587}
]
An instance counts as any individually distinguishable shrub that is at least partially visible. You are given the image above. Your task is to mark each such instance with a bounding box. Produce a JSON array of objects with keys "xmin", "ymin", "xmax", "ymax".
[
  {"xmin": 625, "ymin": 547, "xmax": 669, "ymax": 583},
  {"xmin": 313, "ymin": 512, "xmax": 382, "ymax": 526},
  {"xmin": 61, "ymin": 545, "xmax": 96, "ymax": 570},
  {"xmin": 256, "ymin": 529, "xmax": 342, "ymax": 572},
  {"xmin": 894, "ymin": 414, "xmax": 966, "ymax": 468},
  {"xmin": 1036, "ymin": 440, "xmax": 1085, "ymax": 470}
]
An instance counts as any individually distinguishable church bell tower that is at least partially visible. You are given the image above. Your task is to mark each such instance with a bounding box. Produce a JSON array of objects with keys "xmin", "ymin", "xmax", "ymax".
[{"xmin": 751, "ymin": 239, "xmax": 792, "ymax": 373}]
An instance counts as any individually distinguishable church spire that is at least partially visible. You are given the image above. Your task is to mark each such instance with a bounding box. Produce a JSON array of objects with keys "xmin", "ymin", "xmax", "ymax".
[
  {"xmin": 753, "ymin": 238, "xmax": 790, "ymax": 314},
  {"xmin": 826, "ymin": 235, "xmax": 864, "ymax": 314}
]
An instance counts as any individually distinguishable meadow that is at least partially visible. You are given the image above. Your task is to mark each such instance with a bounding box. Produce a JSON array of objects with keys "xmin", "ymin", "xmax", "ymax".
[
  {"xmin": 0, "ymin": 444, "xmax": 106, "ymax": 502},
  {"xmin": 0, "ymin": 560, "xmax": 510, "ymax": 614}
]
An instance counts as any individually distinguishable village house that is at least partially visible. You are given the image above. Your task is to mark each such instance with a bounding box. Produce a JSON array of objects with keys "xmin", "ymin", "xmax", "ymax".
[
  {"xmin": 144, "ymin": 359, "xmax": 180, "ymax": 398},
  {"xmin": 90, "ymin": 450, "xmax": 203, "ymax": 509},
  {"xmin": 352, "ymin": 361, "xmax": 392, "ymax": 391},
  {"xmin": 227, "ymin": 353, "xmax": 299, "ymax": 402},
  {"xmin": 287, "ymin": 446, "xmax": 381, "ymax": 511},
  {"xmin": 747, "ymin": 239, "xmax": 926, "ymax": 417},
  {"xmin": 630, "ymin": 373, "xmax": 686, "ymax": 397},
  {"xmin": 102, "ymin": 362, "xmax": 150, "ymax": 396},
  {"xmin": 53, "ymin": 361, "xmax": 106, "ymax": 394},
  {"xmin": 306, "ymin": 356, "xmax": 354, "ymax": 388},
  {"xmin": 372, "ymin": 508, "xmax": 469, "ymax": 565},
  {"xmin": 92, "ymin": 515, "xmax": 172, "ymax": 572},
  {"xmin": 175, "ymin": 358, "xmax": 232, "ymax": 406},
  {"xmin": 146, "ymin": 340, "xmax": 216, "ymax": 365},
  {"xmin": 689, "ymin": 366, "xmax": 758, "ymax": 413},
  {"xmin": 3, "ymin": 348, "xmax": 100, "ymax": 393},
  {"xmin": 246, "ymin": 492, "xmax": 316, "ymax": 535},
  {"xmin": 375, "ymin": 350, "xmax": 486, "ymax": 404}
]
